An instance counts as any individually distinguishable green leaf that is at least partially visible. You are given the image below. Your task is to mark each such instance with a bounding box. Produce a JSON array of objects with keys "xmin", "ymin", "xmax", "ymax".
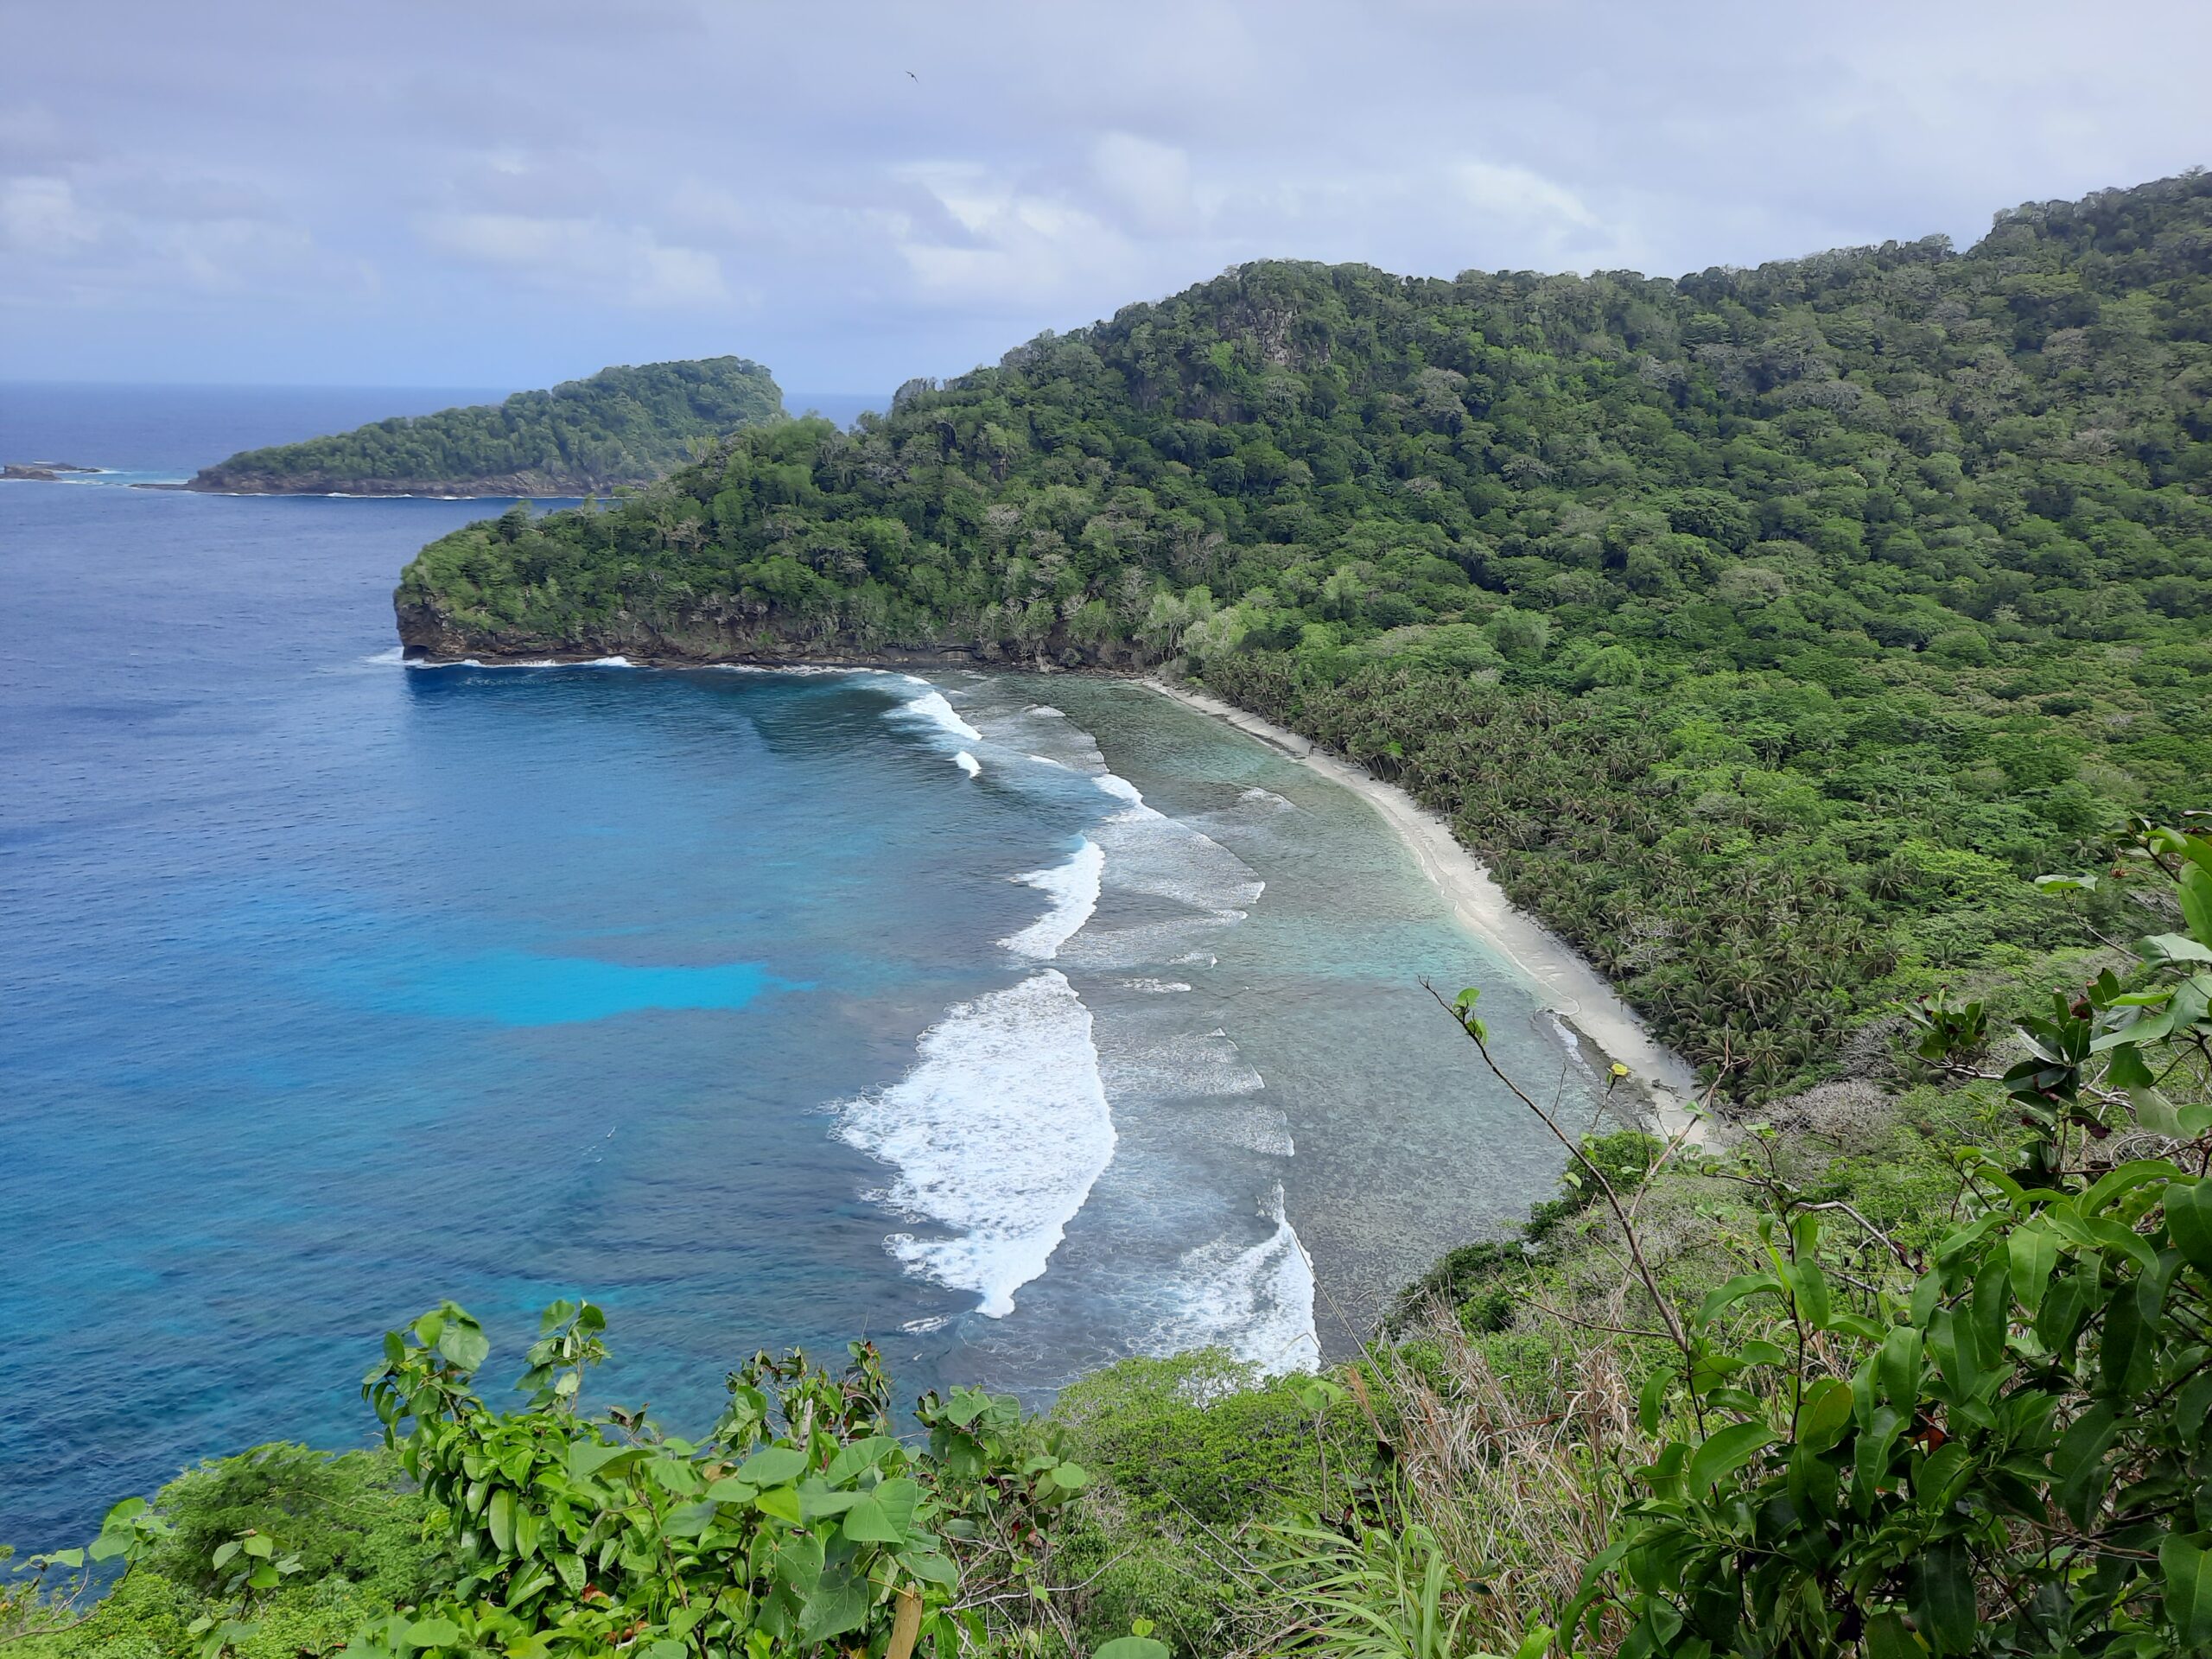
[
  {"xmin": 2177, "ymin": 1375, "xmax": 2212, "ymax": 1454},
  {"xmin": 753, "ymin": 1484, "xmax": 803, "ymax": 1525},
  {"xmin": 2167, "ymin": 1179, "xmax": 2212, "ymax": 1278},
  {"xmin": 2139, "ymin": 932, "xmax": 2212, "ymax": 963},
  {"xmin": 1637, "ymin": 1368, "xmax": 1669, "ymax": 1434},
  {"xmin": 2009, "ymin": 1224, "xmax": 2058, "ymax": 1315},
  {"xmin": 565, "ymin": 1440, "xmax": 639, "ymax": 1484},
  {"xmin": 2177, "ymin": 865, "xmax": 2212, "ymax": 945},
  {"xmin": 663, "ymin": 1499, "xmax": 721, "ymax": 1537},
  {"xmin": 1696, "ymin": 1272, "xmax": 1782, "ymax": 1327},
  {"xmin": 897, "ymin": 1548, "xmax": 960, "ymax": 1589},
  {"xmin": 1799, "ymin": 1378, "xmax": 1854, "ymax": 1452},
  {"xmin": 1094, "ymin": 1642, "xmax": 1173, "ymax": 1659},
  {"xmin": 841, "ymin": 1477, "xmax": 919, "ymax": 1544},
  {"xmin": 1686, "ymin": 1422, "xmax": 1774, "ymax": 1491},
  {"xmin": 2052, "ymin": 1404, "xmax": 2118, "ymax": 1527},
  {"xmin": 435, "ymin": 1317, "xmax": 489, "ymax": 1375},
  {"xmin": 2101, "ymin": 1281, "xmax": 2152, "ymax": 1399},
  {"xmin": 1049, "ymin": 1461, "xmax": 1090, "ymax": 1491},
  {"xmin": 486, "ymin": 1488, "xmax": 516, "ymax": 1554},
  {"xmin": 822, "ymin": 1435, "xmax": 898, "ymax": 1486},
  {"xmin": 703, "ymin": 1476, "xmax": 760, "ymax": 1503},
  {"xmin": 404, "ymin": 1616, "xmax": 461, "ymax": 1648},
  {"xmin": 735, "ymin": 1445, "xmax": 810, "ymax": 1487},
  {"xmin": 2081, "ymin": 1160, "xmax": 2175, "ymax": 1216},
  {"xmin": 1879, "ymin": 1324, "xmax": 1924, "ymax": 1408},
  {"xmin": 2160, "ymin": 1531, "xmax": 2212, "ymax": 1647},
  {"xmin": 798, "ymin": 1567, "xmax": 871, "ymax": 1644},
  {"xmin": 798, "ymin": 1486, "xmax": 864, "ymax": 1522},
  {"xmin": 1910, "ymin": 1539, "xmax": 1975, "ymax": 1656},
  {"xmin": 1865, "ymin": 1610, "xmax": 1926, "ymax": 1659}
]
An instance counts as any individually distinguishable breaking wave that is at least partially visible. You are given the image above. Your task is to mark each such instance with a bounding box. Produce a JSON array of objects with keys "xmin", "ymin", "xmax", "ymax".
[
  {"xmin": 1001, "ymin": 839, "xmax": 1104, "ymax": 960},
  {"xmin": 894, "ymin": 688, "xmax": 982, "ymax": 744},
  {"xmin": 837, "ymin": 970, "xmax": 1115, "ymax": 1319},
  {"xmin": 1150, "ymin": 1184, "xmax": 1320, "ymax": 1375}
]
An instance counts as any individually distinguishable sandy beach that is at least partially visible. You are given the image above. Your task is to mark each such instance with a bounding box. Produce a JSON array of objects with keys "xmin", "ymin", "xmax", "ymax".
[{"xmin": 1141, "ymin": 677, "xmax": 1707, "ymax": 1143}]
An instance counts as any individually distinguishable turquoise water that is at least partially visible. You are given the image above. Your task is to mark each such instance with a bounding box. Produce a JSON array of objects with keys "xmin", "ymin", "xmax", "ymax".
[{"xmin": 1, "ymin": 387, "xmax": 1598, "ymax": 1551}]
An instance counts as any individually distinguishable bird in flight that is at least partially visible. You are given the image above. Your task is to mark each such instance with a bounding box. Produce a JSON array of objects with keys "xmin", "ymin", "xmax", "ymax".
[{"xmin": 906, "ymin": 69, "xmax": 918, "ymax": 79}]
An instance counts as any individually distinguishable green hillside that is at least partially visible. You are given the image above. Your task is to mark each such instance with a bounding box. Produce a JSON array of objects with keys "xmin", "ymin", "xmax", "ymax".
[
  {"xmin": 397, "ymin": 172, "xmax": 2212, "ymax": 1097},
  {"xmin": 188, "ymin": 357, "xmax": 783, "ymax": 496}
]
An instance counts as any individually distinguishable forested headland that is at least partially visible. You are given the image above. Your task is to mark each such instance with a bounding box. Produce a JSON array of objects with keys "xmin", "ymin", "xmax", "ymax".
[
  {"xmin": 396, "ymin": 172, "xmax": 2212, "ymax": 1101},
  {"xmin": 187, "ymin": 358, "xmax": 784, "ymax": 497}
]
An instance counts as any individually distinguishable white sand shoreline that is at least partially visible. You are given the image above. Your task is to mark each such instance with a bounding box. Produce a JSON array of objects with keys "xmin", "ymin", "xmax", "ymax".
[{"xmin": 1141, "ymin": 677, "xmax": 1707, "ymax": 1143}]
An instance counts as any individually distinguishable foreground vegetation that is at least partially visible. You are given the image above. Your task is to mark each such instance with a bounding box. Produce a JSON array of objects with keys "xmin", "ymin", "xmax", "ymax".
[
  {"xmin": 10, "ymin": 817, "xmax": 2209, "ymax": 1656},
  {"xmin": 396, "ymin": 172, "xmax": 2210, "ymax": 1096},
  {"xmin": 189, "ymin": 359, "xmax": 783, "ymax": 496}
]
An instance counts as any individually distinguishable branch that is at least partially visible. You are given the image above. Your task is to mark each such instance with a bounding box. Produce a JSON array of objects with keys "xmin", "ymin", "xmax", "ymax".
[{"xmin": 1425, "ymin": 982, "xmax": 1692, "ymax": 1363}]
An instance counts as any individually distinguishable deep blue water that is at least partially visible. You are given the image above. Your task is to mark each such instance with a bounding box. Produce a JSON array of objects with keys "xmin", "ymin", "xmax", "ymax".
[{"xmin": 1, "ymin": 386, "xmax": 1592, "ymax": 1552}]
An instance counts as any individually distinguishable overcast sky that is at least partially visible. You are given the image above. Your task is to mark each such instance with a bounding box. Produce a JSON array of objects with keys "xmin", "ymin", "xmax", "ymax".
[{"xmin": 4, "ymin": 0, "xmax": 2207, "ymax": 393}]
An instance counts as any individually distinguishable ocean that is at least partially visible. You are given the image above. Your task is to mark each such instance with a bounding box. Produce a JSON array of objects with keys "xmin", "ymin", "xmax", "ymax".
[{"xmin": 0, "ymin": 385, "xmax": 1601, "ymax": 1551}]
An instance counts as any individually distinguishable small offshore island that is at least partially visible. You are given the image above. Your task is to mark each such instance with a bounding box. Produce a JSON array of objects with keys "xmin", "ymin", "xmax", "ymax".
[{"xmin": 181, "ymin": 356, "xmax": 782, "ymax": 497}]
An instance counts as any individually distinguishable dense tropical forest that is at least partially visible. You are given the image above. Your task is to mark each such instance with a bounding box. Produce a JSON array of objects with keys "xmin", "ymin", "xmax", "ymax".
[
  {"xmin": 397, "ymin": 172, "xmax": 2212, "ymax": 1099},
  {"xmin": 10, "ymin": 821, "xmax": 2210, "ymax": 1658},
  {"xmin": 188, "ymin": 358, "xmax": 783, "ymax": 496}
]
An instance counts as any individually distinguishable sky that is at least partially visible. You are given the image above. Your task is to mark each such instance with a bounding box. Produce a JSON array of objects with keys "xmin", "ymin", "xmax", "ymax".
[{"xmin": 3, "ymin": 0, "xmax": 2209, "ymax": 395}]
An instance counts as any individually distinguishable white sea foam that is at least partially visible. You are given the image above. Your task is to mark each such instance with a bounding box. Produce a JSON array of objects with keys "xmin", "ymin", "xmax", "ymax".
[
  {"xmin": 896, "ymin": 688, "xmax": 982, "ymax": 743},
  {"xmin": 406, "ymin": 654, "xmax": 635, "ymax": 671},
  {"xmin": 955, "ymin": 751, "xmax": 982, "ymax": 779},
  {"xmin": 837, "ymin": 970, "xmax": 1116, "ymax": 1319},
  {"xmin": 1001, "ymin": 839, "xmax": 1104, "ymax": 960},
  {"xmin": 1035, "ymin": 772, "xmax": 1262, "ymax": 965},
  {"xmin": 1152, "ymin": 1185, "xmax": 1319, "ymax": 1374},
  {"xmin": 364, "ymin": 646, "xmax": 408, "ymax": 666},
  {"xmin": 1119, "ymin": 978, "xmax": 1192, "ymax": 994},
  {"xmin": 1093, "ymin": 772, "xmax": 1147, "ymax": 810}
]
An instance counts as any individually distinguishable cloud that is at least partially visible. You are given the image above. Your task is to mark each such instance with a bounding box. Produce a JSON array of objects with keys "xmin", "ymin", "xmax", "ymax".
[
  {"xmin": 890, "ymin": 162, "xmax": 1141, "ymax": 310},
  {"xmin": 417, "ymin": 213, "xmax": 729, "ymax": 308},
  {"xmin": 1453, "ymin": 161, "xmax": 1599, "ymax": 232},
  {"xmin": 1090, "ymin": 133, "xmax": 1201, "ymax": 237},
  {"xmin": 0, "ymin": 176, "xmax": 99, "ymax": 256},
  {"xmin": 2, "ymin": 0, "xmax": 2208, "ymax": 384}
]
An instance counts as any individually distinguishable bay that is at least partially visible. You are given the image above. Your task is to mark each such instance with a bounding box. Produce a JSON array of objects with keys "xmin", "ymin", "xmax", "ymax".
[{"xmin": 0, "ymin": 385, "xmax": 1598, "ymax": 1549}]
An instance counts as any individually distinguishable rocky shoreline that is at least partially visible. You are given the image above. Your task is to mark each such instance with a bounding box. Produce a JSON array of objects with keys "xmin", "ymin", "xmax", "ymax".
[{"xmin": 184, "ymin": 468, "xmax": 626, "ymax": 497}]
